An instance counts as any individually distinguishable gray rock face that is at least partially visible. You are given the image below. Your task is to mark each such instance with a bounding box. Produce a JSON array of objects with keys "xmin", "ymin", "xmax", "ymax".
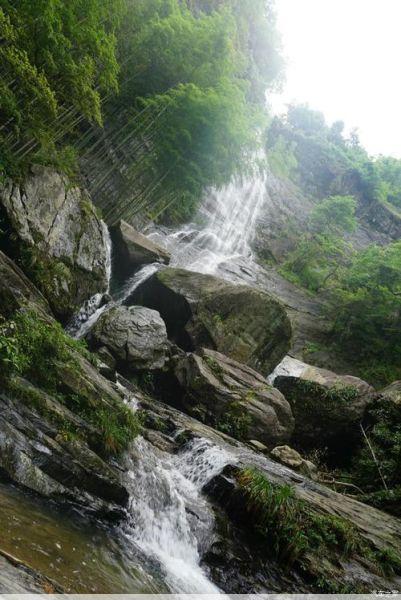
[
  {"xmin": 174, "ymin": 348, "xmax": 294, "ymax": 447},
  {"xmin": 253, "ymin": 168, "xmax": 314, "ymax": 262},
  {"xmin": 110, "ymin": 220, "xmax": 170, "ymax": 278},
  {"xmin": 0, "ymin": 165, "xmax": 109, "ymax": 320},
  {"xmin": 129, "ymin": 267, "xmax": 292, "ymax": 375},
  {"xmin": 0, "ymin": 250, "xmax": 50, "ymax": 318},
  {"xmin": 275, "ymin": 365, "xmax": 375, "ymax": 462},
  {"xmin": 89, "ymin": 305, "xmax": 168, "ymax": 372},
  {"xmin": 0, "ymin": 386, "xmax": 128, "ymax": 518}
]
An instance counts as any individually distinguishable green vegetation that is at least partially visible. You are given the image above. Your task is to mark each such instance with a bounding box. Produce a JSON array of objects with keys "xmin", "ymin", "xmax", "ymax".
[
  {"xmin": 237, "ymin": 467, "xmax": 401, "ymax": 581},
  {"xmin": 0, "ymin": 309, "xmax": 140, "ymax": 455},
  {"xmin": 1, "ymin": 0, "xmax": 283, "ymax": 222},
  {"xmin": 280, "ymin": 195, "xmax": 356, "ymax": 292},
  {"xmin": 347, "ymin": 398, "xmax": 401, "ymax": 517},
  {"xmin": 204, "ymin": 355, "xmax": 224, "ymax": 377},
  {"xmin": 267, "ymin": 105, "xmax": 401, "ymax": 385},
  {"xmin": 0, "ymin": 0, "xmax": 123, "ymax": 178},
  {"xmin": 328, "ymin": 241, "xmax": 401, "ymax": 385}
]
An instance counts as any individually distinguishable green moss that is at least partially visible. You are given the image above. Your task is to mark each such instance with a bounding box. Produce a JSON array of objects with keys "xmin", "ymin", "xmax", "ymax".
[
  {"xmin": 204, "ymin": 355, "xmax": 224, "ymax": 378},
  {"xmin": 217, "ymin": 401, "xmax": 251, "ymax": 439},
  {"xmin": 296, "ymin": 379, "xmax": 359, "ymax": 405}
]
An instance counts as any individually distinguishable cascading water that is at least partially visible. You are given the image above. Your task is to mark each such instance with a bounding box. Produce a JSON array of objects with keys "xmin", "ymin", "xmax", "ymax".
[
  {"xmin": 68, "ymin": 262, "xmax": 161, "ymax": 339},
  {"xmin": 66, "ymin": 166, "xmax": 268, "ymax": 593},
  {"xmin": 68, "ymin": 165, "xmax": 268, "ymax": 338},
  {"xmin": 148, "ymin": 169, "xmax": 267, "ymax": 276},
  {"xmin": 123, "ymin": 437, "xmax": 235, "ymax": 593}
]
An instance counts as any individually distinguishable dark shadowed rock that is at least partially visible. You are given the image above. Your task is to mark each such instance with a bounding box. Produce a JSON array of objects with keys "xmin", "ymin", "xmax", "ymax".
[
  {"xmin": 173, "ymin": 347, "xmax": 294, "ymax": 447},
  {"xmin": 110, "ymin": 220, "xmax": 170, "ymax": 278},
  {"xmin": 0, "ymin": 165, "xmax": 109, "ymax": 321},
  {"xmin": 275, "ymin": 365, "xmax": 375, "ymax": 463},
  {"xmin": 128, "ymin": 267, "xmax": 292, "ymax": 375},
  {"xmin": 89, "ymin": 305, "xmax": 168, "ymax": 372}
]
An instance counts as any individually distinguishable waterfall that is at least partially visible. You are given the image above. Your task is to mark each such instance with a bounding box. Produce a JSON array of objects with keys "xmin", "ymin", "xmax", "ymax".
[
  {"xmin": 123, "ymin": 437, "xmax": 235, "ymax": 593},
  {"xmin": 65, "ymin": 167, "xmax": 267, "ymax": 593},
  {"xmin": 148, "ymin": 169, "xmax": 267, "ymax": 275}
]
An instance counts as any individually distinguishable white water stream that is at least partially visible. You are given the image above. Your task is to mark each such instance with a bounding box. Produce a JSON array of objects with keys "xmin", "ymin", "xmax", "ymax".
[
  {"xmin": 124, "ymin": 437, "xmax": 234, "ymax": 593},
  {"xmin": 149, "ymin": 170, "xmax": 267, "ymax": 275},
  {"xmin": 67, "ymin": 169, "xmax": 268, "ymax": 592}
]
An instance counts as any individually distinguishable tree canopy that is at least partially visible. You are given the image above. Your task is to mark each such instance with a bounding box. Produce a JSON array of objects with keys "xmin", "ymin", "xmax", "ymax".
[{"xmin": 0, "ymin": 0, "xmax": 283, "ymax": 221}]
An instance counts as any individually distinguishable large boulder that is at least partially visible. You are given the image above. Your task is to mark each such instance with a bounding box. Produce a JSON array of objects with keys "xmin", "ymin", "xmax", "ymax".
[
  {"xmin": 128, "ymin": 267, "xmax": 292, "ymax": 375},
  {"xmin": 173, "ymin": 347, "xmax": 294, "ymax": 447},
  {"xmin": 88, "ymin": 305, "xmax": 168, "ymax": 372},
  {"xmin": 0, "ymin": 250, "xmax": 50, "ymax": 318},
  {"xmin": 275, "ymin": 365, "xmax": 375, "ymax": 464},
  {"xmin": 0, "ymin": 165, "xmax": 110, "ymax": 321},
  {"xmin": 110, "ymin": 220, "xmax": 170, "ymax": 279}
]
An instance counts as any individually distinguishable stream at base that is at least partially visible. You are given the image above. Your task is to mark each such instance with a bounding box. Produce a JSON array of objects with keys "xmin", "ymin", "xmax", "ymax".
[
  {"xmin": 0, "ymin": 434, "xmax": 235, "ymax": 593},
  {"xmin": 0, "ymin": 481, "xmax": 164, "ymax": 593}
]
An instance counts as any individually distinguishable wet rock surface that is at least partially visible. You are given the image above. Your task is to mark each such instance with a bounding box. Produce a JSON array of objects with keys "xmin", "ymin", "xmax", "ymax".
[
  {"xmin": 0, "ymin": 165, "xmax": 109, "ymax": 320},
  {"xmin": 137, "ymin": 387, "xmax": 401, "ymax": 592},
  {"xmin": 128, "ymin": 266, "xmax": 292, "ymax": 374},
  {"xmin": 0, "ymin": 554, "xmax": 54, "ymax": 593},
  {"xmin": 0, "ymin": 388, "xmax": 128, "ymax": 518},
  {"xmin": 173, "ymin": 347, "xmax": 294, "ymax": 447},
  {"xmin": 89, "ymin": 305, "xmax": 168, "ymax": 372}
]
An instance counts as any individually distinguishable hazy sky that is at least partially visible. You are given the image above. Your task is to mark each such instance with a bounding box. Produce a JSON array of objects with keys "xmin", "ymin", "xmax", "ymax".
[{"xmin": 271, "ymin": 0, "xmax": 401, "ymax": 158}]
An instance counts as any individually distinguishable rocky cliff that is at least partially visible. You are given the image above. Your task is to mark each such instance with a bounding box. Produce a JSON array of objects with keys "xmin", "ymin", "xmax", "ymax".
[{"xmin": 1, "ymin": 165, "xmax": 401, "ymax": 594}]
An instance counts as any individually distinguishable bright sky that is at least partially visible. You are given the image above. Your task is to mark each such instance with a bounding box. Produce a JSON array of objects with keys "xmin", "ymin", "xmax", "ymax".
[{"xmin": 270, "ymin": 0, "xmax": 401, "ymax": 158}]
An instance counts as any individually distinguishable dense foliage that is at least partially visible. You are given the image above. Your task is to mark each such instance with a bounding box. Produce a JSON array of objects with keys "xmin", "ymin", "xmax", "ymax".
[
  {"xmin": 267, "ymin": 105, "xmax": 401, "ymax": 385},
  {"xmin": 281, "ymin": 195, "xmax": 356, "ymax": 292},
  {"xmin": 0, "ymin": 0, "xmax": 283, "ymax": 221},
  {"xmin": 0, "ymin": 0, "xmax": 123, "ymax": 177},
  {"xmin": 329, "ymin": 241, "xmax": 401, "ymax": 384},
  {"xmin": 350, "ymin": 397, "xmax": 401, "ymax": 517}
]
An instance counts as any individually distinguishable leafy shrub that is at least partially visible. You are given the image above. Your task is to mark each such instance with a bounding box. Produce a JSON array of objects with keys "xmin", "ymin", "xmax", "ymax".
[{"xmin": 0, "ymin": 309, "xmax": 88, "ymax": 388}]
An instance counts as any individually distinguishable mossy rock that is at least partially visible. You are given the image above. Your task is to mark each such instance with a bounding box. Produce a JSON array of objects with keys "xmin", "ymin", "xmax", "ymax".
[
  {"xmin": 0, "ymin": 165, "xmax": 109, "ymax": 321},
  {"xmin": 275, "ymin": 365, "xmax": 375, "ymax": 465},
  {"xmin": 128, "ymin": 267, "xmax": 292, "ymax": 375}
]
